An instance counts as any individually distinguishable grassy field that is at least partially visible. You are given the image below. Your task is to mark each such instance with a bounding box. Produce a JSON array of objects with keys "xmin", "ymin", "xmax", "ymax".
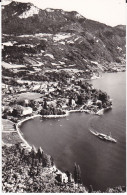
[
  {"xmin": 17, "ymin": 92, "xmax": 43, "ymax": 101},
  {"xmin": 2, "ymin": 119, "xmax": 15, "ymax": 132}
]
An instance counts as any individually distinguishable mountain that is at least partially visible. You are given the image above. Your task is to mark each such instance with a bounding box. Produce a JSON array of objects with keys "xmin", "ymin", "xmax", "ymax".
[{"xmin": 2, "ymin": 1, "xmax": 126, "ymax": 75}]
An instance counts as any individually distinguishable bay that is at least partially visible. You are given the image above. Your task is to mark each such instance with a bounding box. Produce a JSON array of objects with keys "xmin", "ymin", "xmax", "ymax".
[{"xmin": 21, "ymin": 72, "xmax": 126, "ymax": 191}]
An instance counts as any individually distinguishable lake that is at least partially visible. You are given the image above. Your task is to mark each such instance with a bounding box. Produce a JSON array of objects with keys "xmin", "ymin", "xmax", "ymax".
[{"xmin": 20, "ymin": 72, "xmax": 126, "ymax": 191}]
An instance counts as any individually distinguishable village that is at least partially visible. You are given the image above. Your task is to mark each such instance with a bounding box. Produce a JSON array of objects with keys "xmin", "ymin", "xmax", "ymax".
[{"xmin": 2, "ymin": 66, "xmax": 112, "ymax": 123}]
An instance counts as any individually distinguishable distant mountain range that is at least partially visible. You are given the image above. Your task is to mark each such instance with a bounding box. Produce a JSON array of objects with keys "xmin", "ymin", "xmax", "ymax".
[{"xmin": 2, "ymin": 1, "xmax": 126, "ymax": 72}]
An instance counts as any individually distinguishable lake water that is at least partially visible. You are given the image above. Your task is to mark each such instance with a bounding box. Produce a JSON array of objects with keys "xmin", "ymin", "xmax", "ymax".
[{"xmin": 21, "ymin": 72, "xmax": 126, "ymax": 191}]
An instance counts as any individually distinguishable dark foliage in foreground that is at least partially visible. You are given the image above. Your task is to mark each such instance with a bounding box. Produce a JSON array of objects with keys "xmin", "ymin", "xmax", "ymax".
[{"xmin": 2, "ymin": 144, "xmax": 87, "ymax": 193}]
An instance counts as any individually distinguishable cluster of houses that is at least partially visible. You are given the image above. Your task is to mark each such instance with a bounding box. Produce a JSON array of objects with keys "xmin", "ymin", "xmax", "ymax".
[{"xmin": 2, "ymin": 80, "xmax": 59, "ymax": 95}]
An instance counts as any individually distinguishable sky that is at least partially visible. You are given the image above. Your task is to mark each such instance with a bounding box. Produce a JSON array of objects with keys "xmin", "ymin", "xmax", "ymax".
[{"xmin": 2, "ymin": 0, "xmax": 126, "ymax": 26}]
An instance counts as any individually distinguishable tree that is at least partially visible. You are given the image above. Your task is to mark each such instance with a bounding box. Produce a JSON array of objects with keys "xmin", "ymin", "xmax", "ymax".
[
  {"xmin": 29, "ymin": 100, "xmax": 36, "ymax": 110},
  {"xmin": 74, "ymin": 163, "xmax": 82, "ymax": 184},
  {"xmin": 69, "ymin": 97, "xmax": 73, "ymax": 106},
  {"xmin": 37, "ymin": 147, "xmax": 43, "ymax": 163},
  {"xmin": 50, "ymin": 156, "xmax": 54, "ymax": 166},
  {"xmin": 98, "ymin": 91, "xmax": 108, "ymax": 104},
  {"xmin": 18, "ymin": 100, "xmax": 26, "ymax": 107},
  {"xmin": 43, "ymin": 100, "xmax": 47, "ymax": 110},
  {"xmin": 31, "ymin": 145, "xmax": 37, "ymax": 166},
  {"xmin": 77, "ymin": 165, "xmax": 82, "ymax": 184},
  {"xmin": 44, "ymin": 154, "xmax": 52, "ymax": 168},
  {"xmin": 97, "ymin": 100, "xmax": 102, "ymax": 109},
  {"xmin": 76, "ymin": 95, "xmax": 83, "ymax": 105},
  {"xmin": 42, "ymin": 153, "xmax": 49, "ymax": 167},
  {"xmin": 12, "ymin": 107, "xmax": 22, "ymax": 117},
  {"xmin": 74, "ymin": 163, "xmax": 78, "ymax": 183}
]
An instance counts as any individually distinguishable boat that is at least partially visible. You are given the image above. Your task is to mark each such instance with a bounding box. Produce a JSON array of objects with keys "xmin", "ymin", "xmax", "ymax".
[
  {"xmin": 96, "ymin": 109, "xmax": 104, "ymax": 116},
  {"xmin": 90, "ymin": 129, "xmax": 117, "ymax": 143}
]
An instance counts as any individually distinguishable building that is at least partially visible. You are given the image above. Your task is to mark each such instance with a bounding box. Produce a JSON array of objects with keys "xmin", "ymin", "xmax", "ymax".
[
  {"xmin": 22, "ymin": 107, "xmax": 33, "ymax": 116},
  {"xmin": 55, "ymin": 173, "xmax": 68, "ymax": 183}
]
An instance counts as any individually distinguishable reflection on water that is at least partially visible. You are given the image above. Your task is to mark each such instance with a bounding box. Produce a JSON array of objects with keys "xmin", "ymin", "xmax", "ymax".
[{"xmin": 21, "ymin": 72, "xmax": 126, "ymax": 191}]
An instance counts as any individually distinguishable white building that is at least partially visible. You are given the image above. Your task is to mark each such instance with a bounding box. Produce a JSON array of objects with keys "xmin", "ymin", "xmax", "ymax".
[
  {"xmin": 33, "ymin": 85, "xmax": 41, "ymax": 91},
  {"xmin": 22, "ymin": 107, "xmax": 33, "ymax": 116},
  {"xmin": 61, "ymin": 173, "xmax": 68, "ymax": 183},
  {"xmin": 72, "ymin": 99, "xmax": 76, "ymax": 108}
]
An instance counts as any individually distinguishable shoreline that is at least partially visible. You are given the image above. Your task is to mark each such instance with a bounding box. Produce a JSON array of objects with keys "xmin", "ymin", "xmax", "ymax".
[
  {"xmin": 16, "ymin": 114, "xmax": 42, "ymax": 150},
  {"xmin": 3, "ymin": 71, "xmax": 112, "ymax": 150},
  {"xmin": 15, "ymin": 106, "xmax": 107, "ymax": 150}
]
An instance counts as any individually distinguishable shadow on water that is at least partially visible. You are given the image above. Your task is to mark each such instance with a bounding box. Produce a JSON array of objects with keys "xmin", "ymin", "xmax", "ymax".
[{"xmin": 78, "ymin": 142, "xmax": 99, "ymax": 190}]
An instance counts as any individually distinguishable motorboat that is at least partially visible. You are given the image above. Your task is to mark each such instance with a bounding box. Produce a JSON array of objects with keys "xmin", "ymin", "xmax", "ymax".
[{"xmin": 90, "ymin": 129, "xmax": 117, "ymax": 143}]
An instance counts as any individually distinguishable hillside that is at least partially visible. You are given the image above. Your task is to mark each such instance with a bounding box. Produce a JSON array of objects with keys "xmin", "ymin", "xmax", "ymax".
[{"xmin": 2, "ymin": 1, "xmax": 126, "ymax": 76}]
